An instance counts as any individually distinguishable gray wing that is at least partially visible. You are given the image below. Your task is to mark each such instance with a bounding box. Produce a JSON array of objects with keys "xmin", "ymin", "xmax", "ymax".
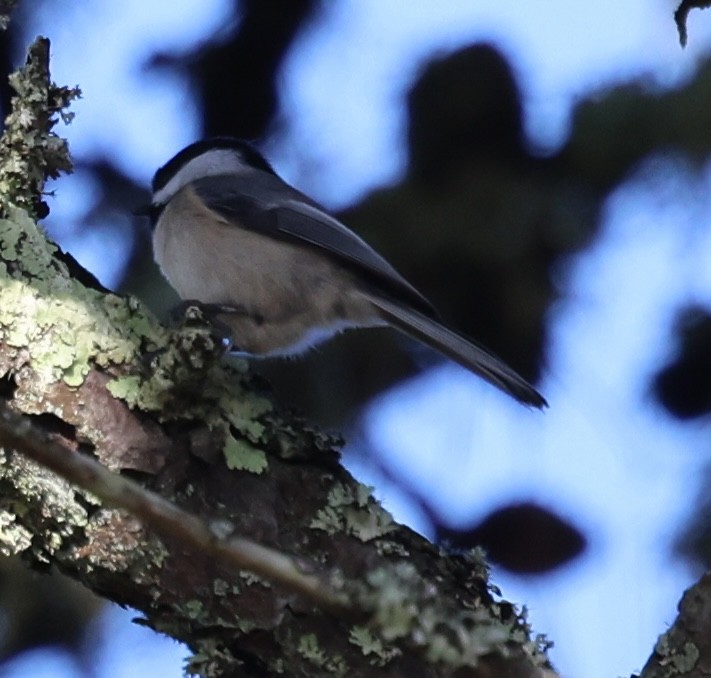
[{"xmin": 192, "ymin": 174, "xmax": 436, "ymax": 316}]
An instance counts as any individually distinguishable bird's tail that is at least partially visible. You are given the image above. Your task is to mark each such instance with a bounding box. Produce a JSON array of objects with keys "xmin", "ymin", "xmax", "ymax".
[{"xmin": 365, "ymin": 293, "xmax": 547, "ymax": 408}]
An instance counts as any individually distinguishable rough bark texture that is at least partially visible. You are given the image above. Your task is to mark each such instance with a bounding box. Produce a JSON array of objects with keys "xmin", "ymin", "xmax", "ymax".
[
  {"xmin": 638, "ymin": 574, "xmax": 711, "ymax": 677},
  {"xmin": 0, "ymin": 34, "xmax": 555, "ymax": 678}
]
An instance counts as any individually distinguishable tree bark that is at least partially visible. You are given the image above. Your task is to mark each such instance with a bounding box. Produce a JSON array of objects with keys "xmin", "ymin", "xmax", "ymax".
[{"xmin": 638, "ymin": 573, "xmax": 711, "ymax": 677}]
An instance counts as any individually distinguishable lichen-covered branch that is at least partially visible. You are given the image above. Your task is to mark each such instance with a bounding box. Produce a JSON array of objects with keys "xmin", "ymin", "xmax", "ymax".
[
  {"xmin": 0, "ymin": 37, "xmax": 79, "ymax": 218},
  {"xmin": 0, "ymin": 36, "xmax": 557, "ymax": 678},
  {"xmin": 0, "ymin": 204, "xmax": 554, "ymax": 678},
  {"xmin": 637, "ymin": 574, "xmax": 711, "ymax": 677},
  {"xmin": 0, "ymin": 402, "xmax": 349, "ymax": 613}
]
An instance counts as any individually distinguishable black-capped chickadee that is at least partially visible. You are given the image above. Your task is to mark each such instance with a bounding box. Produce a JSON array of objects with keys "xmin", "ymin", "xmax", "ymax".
[{"xmin": 147, "ymin": 137, "xmax": 546, "ymax": 408}]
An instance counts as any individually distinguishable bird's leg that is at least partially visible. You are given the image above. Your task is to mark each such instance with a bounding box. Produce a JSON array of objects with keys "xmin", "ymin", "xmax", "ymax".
[
  {"xmin": 140, "ymin": 301, "xmax": 249, "ymax": 386},
  {"xmin": 168, "ymin": 300, "xmax": 250, "ymax": 353}
]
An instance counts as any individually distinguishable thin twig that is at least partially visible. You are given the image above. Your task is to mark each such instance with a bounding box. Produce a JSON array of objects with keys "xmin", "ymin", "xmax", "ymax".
[
  {"xmin": 675, "ymin": 0, "xmax": 711, "ymax": 47},
  {"xmin": 0, "ymin": 403, "xmax": 350, "ymax": 614}
]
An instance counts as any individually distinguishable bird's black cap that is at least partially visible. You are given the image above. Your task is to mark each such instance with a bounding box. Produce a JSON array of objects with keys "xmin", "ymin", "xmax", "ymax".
[{"xmin": 151, "ymin": 137, "xmax": 276, "ymax": 194}]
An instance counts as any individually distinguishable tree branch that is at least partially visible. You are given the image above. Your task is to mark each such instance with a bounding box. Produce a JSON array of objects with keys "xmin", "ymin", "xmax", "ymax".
[
  {"xmin": 638, "ymin": 574, "xmax": 711, "ymax": 677},
  {"xmin": 674, "ymin": 0, "xmax": 711, "ymax": 47},
  {"xmin": 0, "ymin": 402, "xmax": 349, "ymax": 615}
]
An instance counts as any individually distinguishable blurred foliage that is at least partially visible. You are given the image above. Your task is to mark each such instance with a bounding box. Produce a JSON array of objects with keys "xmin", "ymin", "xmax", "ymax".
[
  {"xmin": 562, "ymin": 59, "xmax": 711, "ymax": 189},
  {"xmin": 654, "ymin": 305, "xmax": 711, "ymax": 420},
  {"xmin": 0, "ymin": 0, "xmax": 21, "ymax": 122},
  {"xmin": 363, "ymin": 445, "xmax": 587, "ymax": 576},
  {"xmin": 0, "ymin": 556, "xmax": 103, "ymax": 668},
  {"xmin": 677, "ymin": 493, "xmax": 711, "ymax": 572},
  {"xmin": 72, "ymin": 159, "xmax": 170, "ymax": 305},
  {"xmin": 662, "ymin": 305, "xmax": 711, "ymax": 573},
  {"xmin": 148, "ymin": 0, "xmax": 320, "ymax": 139},
  {"xmin": 437, "ymin": 502, "xmax": 587, "ymax": 575}
]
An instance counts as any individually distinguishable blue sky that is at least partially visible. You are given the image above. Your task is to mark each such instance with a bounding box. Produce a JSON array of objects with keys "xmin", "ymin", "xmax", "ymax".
[{"xmin": 13, "ymin": 1, "xmax": 711, "ymax": 677}]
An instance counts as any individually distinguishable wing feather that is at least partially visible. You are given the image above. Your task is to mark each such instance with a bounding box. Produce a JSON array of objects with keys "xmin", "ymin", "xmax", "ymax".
[{"xmin": 192, "ymin": 175, "xmax": 436, "ymax": 316}]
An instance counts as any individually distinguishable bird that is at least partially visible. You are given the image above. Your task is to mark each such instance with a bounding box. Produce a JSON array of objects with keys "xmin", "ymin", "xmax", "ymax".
[{"xmin": 146, "ymin": 137, "xmax": 546, "ymax": 408}]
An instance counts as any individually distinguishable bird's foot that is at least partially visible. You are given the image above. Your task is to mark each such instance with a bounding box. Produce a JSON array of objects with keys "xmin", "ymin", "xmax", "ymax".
[{"xmin": 168, "ymin": 300, "xmax": 247, "ymax": 353}]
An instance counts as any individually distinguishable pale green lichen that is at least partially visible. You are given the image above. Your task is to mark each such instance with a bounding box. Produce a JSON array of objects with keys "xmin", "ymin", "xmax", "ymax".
[
  {"xmin": 219, "ymin": 391, "xmax": 272, "ymax": 443},
  {"xmin": 675, "ymin": 642, "xmax": 700, "ymax": 671},
  {"xmin": 297, "ymin": 634, "xmax": 348, "ymax": 677},
  {"xmin": 375, "ymin": 540, "xmax": 409, "ymax": 557},
  {"xmin": 461, "ymin": 546, "xmax": 491, "ymax": 580},
  {"xmin": 105, "ymin": 375, "xmax": 142, "ymax": 402},
  {"xmin": 222, "ymin": 429, "xmax": 268, "ymax": 473},
  {"xmin": 238, "ymin": 569, "xmax": 271, "ymax": 588},
  {"xmin": 212, "ymin": 578, "xmax": 231, "ymax": 596},
  {"xmin": 101, "ymin": 295, "xmax": 159, "ymax": 345},
  {"xmin": 0, "ymin": 208, "xmax": 156, "ymax": 396},
  {"xmin": 102, "ymin": 318, "xmax": 274, "ymax": 472},
  {"xmin": 0, "ymin": 508, "xmax": 32, "ymax": 555},
  {"xmin": 297, "ymin": 634, "xmax": 325, "ymax": 664},
  {"xmin": 655, "ymin": 633, "xmax": 670, "ymax": 656},
  {"xmin": 654, "ymin": 633, "xmax": 700, "ymax": 673},
  {"xmin": 184, "ymin": 599, "xmax": 205, "ymax": 620},
  {"xmin": 361, "ymin": 564, "xmax": 420, "ymax": 641},
  {"xmin": 310, "ymin": 505, "xmax": 342, "ymax": 535},
  {"xmin": 104, "ymin": 325, "xmax": 222, "ymax": 413},
  {"xmin": 187, "ymin": 640, "xmax": 239, "ymax": 678},
  {"xmin": 348, "ymin": 625, "xmax": 401, "ymax": 667},
  {"xmin": 311, "ymin": 482, "xmax": 395, "ymax": 541},
  {"xmin": 352, "ymin": 561, "xmax": 550, "ymax": 670},
  {"xmin": 0, "ymin": 205, "xmax": 276, "ymax": 482},
  {"xmin": 0, "ymin": 450, "xmax": 89, "ymax": 561},
  {"xmin": 2, "ymin": 197, "xmax": 278, "ymax": 488},
  {"xmin": 1, "ymin": 455, "xmax": 89, "ymax": 532},
  {"xmin": 215, "ymin": 390, "xmax": 273, "ymax": 473}
]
